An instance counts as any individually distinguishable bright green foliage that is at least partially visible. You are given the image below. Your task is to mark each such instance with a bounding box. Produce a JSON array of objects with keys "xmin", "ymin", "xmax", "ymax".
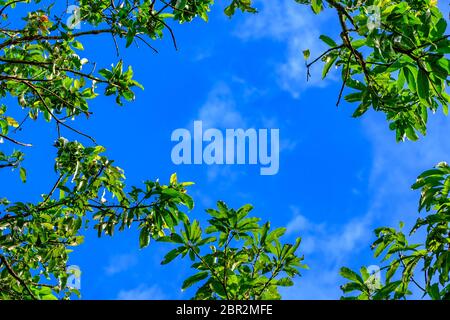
[
  {"xmin": 1, "ymin": 103, "xmax": 26, "ymax": 181},
  {"xmin": 299, "ymin": 0, "xmax": 449, "ymax": 142},
  {"xmin": 159, "ymin": 202, "xmax": 306, "ymax": 300},
  {"xmin": 224, "ymin": 0, "xmax": 257, "ymax": 17},
  {"xmin": 340, "ymin": 162, "xmax": 450, "ymax": 300},
  {"xmin": 0, "ymin": 138, "xmax": 193, "ymax": 299}
]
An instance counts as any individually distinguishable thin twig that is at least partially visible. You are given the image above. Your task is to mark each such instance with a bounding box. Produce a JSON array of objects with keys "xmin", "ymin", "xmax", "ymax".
[
  {"xmin": 336, "ymin": 56, "xmax": 351, "ymax": 107},
  {"xmin": 0, "ymin": 133, "xmax": 32, "ymax": 147}
]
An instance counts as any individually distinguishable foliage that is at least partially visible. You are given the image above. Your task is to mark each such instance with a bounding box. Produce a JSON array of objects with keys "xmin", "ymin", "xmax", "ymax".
[
  {"xmin": 158, "ymin": 201, "xmax": 306, "ymax": 300},
  {"xmin": 300, "ymin": 0, "xmax": 449, "ymax": 142},
  {"xmin": 0, "ymin": 0, "xmax": 448, "ymax": 301},
  {"xmin": 0, "ymin": 139, "xmax": 193, "ymax": 299},
  {"xmin": 340, "ymin": 162, "xmax": 450, "ymax": 300}
]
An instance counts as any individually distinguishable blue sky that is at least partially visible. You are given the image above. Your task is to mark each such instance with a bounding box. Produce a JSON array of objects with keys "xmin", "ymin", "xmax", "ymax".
[{"xmin": 1, "ymin": 0, "xmax": 449, "ymax": 299}]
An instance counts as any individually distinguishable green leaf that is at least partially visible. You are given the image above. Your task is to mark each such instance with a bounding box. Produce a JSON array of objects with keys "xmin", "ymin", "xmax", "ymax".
[
  {"xmin": 170, "ymin": 233, "xmax": 185, "ymax": 244},
  {"xmin": 42, "ymin": 294, "xmax": 58, "ymax": 300},
  {"xmin": 427, "ymin": 283, "xmax": 441, "ymax": 300},
  {"xmin": 372, "ymin": 281, "xmax": 402, "ymax": 300},
  {"xmin": 161, "ymin": 248, "xmax": 182, "ymax": 265},
  {"xmin": 322, "ymin": 55, "xmax": 338, "ymax": 79},
  {"xmin": 434, "ymin": 18, "xmax": 447, "ymax": 37},
  {"xmin": 126, "ymin": 33, "xmax": 134, "ymax": 48},
  {"xmin": 19, "ymin": 167, "xmax": 27, "ymax": 183},
  {"xmin": 224, "ymin": 5, "xmax": 236, "ymax": 17},
  {"xmin": 303, "ymin": 49, "xmax": 310, "ymax": 60},
  {"xmin": 340, "ymin": 267, "xmax": 364, "ymax": 284},
  {"xmin": 139, "ymin": 228, "xmax": 150, "ymax": 248},
  {"xmin": 72, "ymin": 41, "xmax": 84, "ymax": 50},
  {"xmin": 311, "ymin": 0, "xmax": 323, "ymax": 14},
  {"xmin": 170, "ymin": 173, "xmax": 178, "ymax": 185},
  {"xmin": 276, "ymin": 277, "xmax": 294, "ymax": 287},
  {"xmin": 5, "ymin": 117, "xmax": 19, "ymax": 128},
  {"xmin": 345, "ymin": 92, "xmax": 363, "ymax": 103},
  {"xmin": 319, "ymin": 35, "xmax": 337, "ymax": 47},
  {"xmin": 403, "ymin": 66, "xmax": 417, "ymax": 93},
  {"xmin": 352, "ymin": 101, "xmax": 370, "ymax": 118},
  {"xmin": 197, "ymin": 237, "xmax": 216, "ymax": 246},
  {"xmin": 386, "ymin": 260, "xmax": 400, "ymax": 283},
  {"xmin": 416, "ymin": 69, "xmax": 430, "ymax": 103},
  {"xmin": 341, "ymin": 282, "xmax": 363, "ymax": 293},
  {"xmin": 351, "ymin": 39, "xmax": 366, "ymax": 49}
]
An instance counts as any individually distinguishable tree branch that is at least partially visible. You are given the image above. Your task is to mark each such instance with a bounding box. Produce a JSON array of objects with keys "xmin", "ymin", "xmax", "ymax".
[
  {"xmin": 0, "ymin": 133, "xmax": 32, "ymax": 147},
  {"xmin": 0, "ymin": 255, "xmax": 38, "ymax": 300}
]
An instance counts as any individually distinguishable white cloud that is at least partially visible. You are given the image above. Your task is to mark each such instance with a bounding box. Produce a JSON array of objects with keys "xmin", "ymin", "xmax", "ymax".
[
  {"xmin": 117, "ymin": 285, "xmax": 166, "ymax": 300},
  {"xmin": 192, "ymin": 47, "xmax": 213, "ymax": 62},
  {"xmin": 363, "ymin": 113, "xmax": 450, "ymax": 227},
  {"xmin": 197, "ymin": 83, "xmax": 245, "ymax": 129},
  {"xmin": 282, "ymin": 206, "xmax": 372, "ymax": 299},
  {"xmin": 236, "ymin": 0, "xmax": 335, "ymax": 97},
  {"xmin": 286, "ymin": 214, "xmax": 310, "ymax": 234},
  {"xmin": 281, "ymin": 206, "xmax": 372, "ymax": 299},
  {"xmin": 105, "ymin": 253, "xmax": 138, "ymax": 276},
  {"xmin": 236, "ymin": 1, "xmax": 322, "ymax": 41},
  {"xmin": 191, "ymin": 189, "xmax": 214, "ymax": 208},
  {"xmin": 286, "ymin": 206, "xmax": 371, "ymax": 259},
  {"xmin": 206, "ymin": 165, "xmax": 244, "ymax": 183},
  {"xmin": 281, "ymin": 268, "xmax": 342, "ymax": 300},
  {"xmin": 277, "ymin": 36, "xmax": 332, "ymax": 98},
  {"xmin": 280, "ymin": 138, "xmax": 298, "ymax": 152},
  {"xmin": 194, "ymin": 83, "xmax": 243, "ymax": 182}
]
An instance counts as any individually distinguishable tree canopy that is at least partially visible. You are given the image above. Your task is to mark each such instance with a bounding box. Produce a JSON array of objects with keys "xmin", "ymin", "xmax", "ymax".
[
  {"xmin": 159, "ymin": 202, "xmax": 306, "ymax": 300},
  {"xmin": 301, "ymin": 0, "xmax": 449, "ymax": 141},
  {"xmin": 340, "ymin": 162, "xmax": 450, "ymax": 300}
]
